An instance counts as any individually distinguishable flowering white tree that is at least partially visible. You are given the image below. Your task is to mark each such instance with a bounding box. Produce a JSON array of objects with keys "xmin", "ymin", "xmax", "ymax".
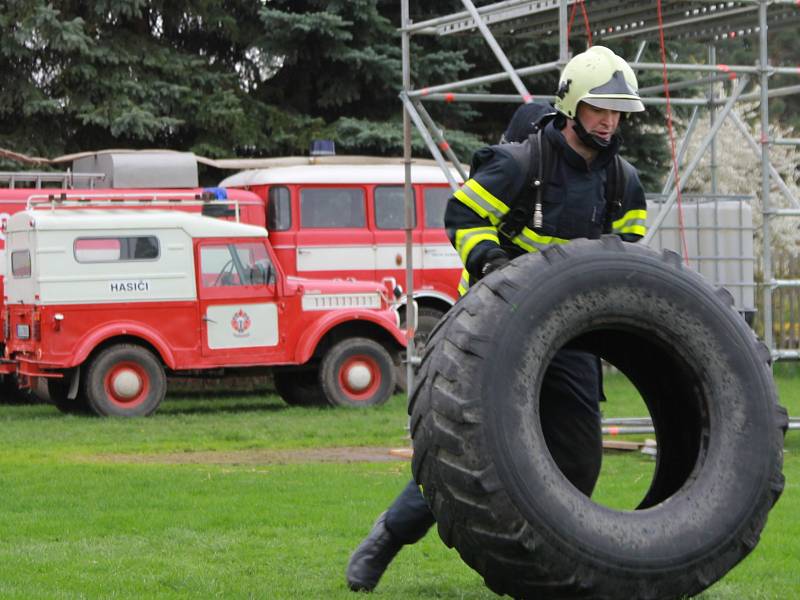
[{"xmin": 676, "ymin": 98, "xmax": 799, "ymax": 262}]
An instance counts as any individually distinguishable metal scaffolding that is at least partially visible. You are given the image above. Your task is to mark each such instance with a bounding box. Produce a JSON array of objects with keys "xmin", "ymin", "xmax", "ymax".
[{"xmin": 400, "ymin": 0, "xmax": 800, "ymax": 366}]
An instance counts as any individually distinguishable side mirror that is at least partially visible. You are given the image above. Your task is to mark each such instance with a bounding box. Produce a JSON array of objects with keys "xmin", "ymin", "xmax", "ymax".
[{"xmin": 382, "ymin": 277, "xmax": 403, "ymax": 301}]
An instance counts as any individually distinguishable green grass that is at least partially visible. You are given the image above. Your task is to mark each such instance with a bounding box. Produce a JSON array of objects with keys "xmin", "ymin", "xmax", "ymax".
[{"xmin": 0, "ymin": 371, "xmax": 796, "ymax": 599}]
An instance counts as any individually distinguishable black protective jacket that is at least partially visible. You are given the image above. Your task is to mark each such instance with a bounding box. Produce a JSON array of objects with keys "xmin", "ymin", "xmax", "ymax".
[{"xmin": 445, "ymin": 120, "xmax": 647, "ymax": 291}]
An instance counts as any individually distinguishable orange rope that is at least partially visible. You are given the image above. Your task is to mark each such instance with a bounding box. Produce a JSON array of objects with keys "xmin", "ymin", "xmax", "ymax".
[{"xmin": 656, "ymin": 0, "xmax": 690, "ymax": 265}]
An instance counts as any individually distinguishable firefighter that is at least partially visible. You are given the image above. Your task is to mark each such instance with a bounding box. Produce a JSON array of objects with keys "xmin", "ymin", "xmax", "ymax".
[{"xmin": 346, "ymin": 45, "xmax": 648, "ymax": 593}]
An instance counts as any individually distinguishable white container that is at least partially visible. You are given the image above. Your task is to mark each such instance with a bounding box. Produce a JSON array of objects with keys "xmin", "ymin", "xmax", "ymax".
[{"xmin": 645, "ymin": 195, "xmax": 755, "ymax": 314}]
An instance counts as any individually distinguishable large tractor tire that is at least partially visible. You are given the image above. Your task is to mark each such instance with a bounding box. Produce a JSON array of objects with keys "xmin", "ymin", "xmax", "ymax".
[{"xmin": 409, "ymin": 236, "xmax": 787, "ymax": 600}]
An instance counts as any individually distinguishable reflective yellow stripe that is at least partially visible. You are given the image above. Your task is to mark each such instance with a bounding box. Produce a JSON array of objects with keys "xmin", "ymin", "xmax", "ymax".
[
  {"xmin": 458, "ymin": 268, "xmax": 470, "ymax": 296},
  {"xmin": 612, "ymin": 209, "xmax": 646, "ymax": 229},
  {"xmin": 453, "ymin": 179, "xmax": 509, "ymax": 224},
  {"xmin": 455, "ymin": 226, "xmax": 499, "ymax": 265},
  {"xmin": 466, "ymin": 179, "xmax": 509, "ymax": 214},
  {"xmin": 619, "ymin": 224, "xmax": 647, "ymax": 236},
  {"xmin": 613, "ymin": 209, "xmax": 647, "ymax": 236},
  {"xmin": 511, "ymin": 226, "xmax": 569, "ymax": 253}
]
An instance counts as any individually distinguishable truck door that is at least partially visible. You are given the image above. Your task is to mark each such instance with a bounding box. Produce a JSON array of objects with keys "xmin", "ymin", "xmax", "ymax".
[
  {"xmin": 372, "ymin": 185, "xmax": 423, "ymax": 291},
  {"xmin": 196, "ymin": 239, "xmax": 283, "ymax": 362}
]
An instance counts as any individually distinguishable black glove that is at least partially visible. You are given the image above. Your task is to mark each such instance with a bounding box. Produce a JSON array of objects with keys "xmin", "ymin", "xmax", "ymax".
[{"xmin": 479, "ymin": 248, "xmax": 510, "ymax": 279}]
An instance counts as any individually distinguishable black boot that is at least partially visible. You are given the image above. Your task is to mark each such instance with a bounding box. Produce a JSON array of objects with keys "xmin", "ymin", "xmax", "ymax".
[{"xmin": 346, "ymin": 511, "xmax": 403, "ymax": 592}]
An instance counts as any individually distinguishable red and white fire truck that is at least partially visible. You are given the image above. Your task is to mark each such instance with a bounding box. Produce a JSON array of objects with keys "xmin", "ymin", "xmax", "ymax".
[
  {"xmin": 217, "ymin": 156, "xmax": 465, "ymax": 343},
  {"xmin": 2, "ymin": 152, "xmax": 464, "ymax": 349},
  {"xmin": 2, "ymin": 198, "xmax": 405, "ymax": 416},
  {"xmin": 0, "ymin": 150, "xmax": 463, "ymax": 400}
]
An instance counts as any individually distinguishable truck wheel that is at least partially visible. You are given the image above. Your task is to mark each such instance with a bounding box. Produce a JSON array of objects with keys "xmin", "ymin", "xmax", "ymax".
[
  {"xmin": 395, "ymin": 306, "xmax": 446, "ymax": 393},
  {"xmin": 410, "ymin": 237, "xmax": 787, "ymax": 600},
  {"xmin": 321, "ymin": 337, "xmax": 396, "ymax": 407},
  {"xmin": 0, "ymin": 375, "xmax": 35, "ymax": 405},
  {"xmin": 84, "ymin": 344, "xmax": 166, "ymax": 417},
  {"xmin": 35, "ymin": 374, "xmax": 90, "ymax": 415},
  {"xmin": 273, "ymin": 368, "xmax": 327, "ymax": 407}
]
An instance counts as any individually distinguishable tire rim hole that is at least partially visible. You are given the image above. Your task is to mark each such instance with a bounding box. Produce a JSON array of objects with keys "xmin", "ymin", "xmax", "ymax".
[{"xmin": 539, "ymin": 330, "xmax": 706, "ymax": 513}]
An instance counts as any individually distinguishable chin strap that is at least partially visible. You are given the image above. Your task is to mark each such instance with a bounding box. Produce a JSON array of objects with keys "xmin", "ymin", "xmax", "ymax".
[{"xmin": 572, "ymin": 117, "xmax": 612, "ymax": 151}]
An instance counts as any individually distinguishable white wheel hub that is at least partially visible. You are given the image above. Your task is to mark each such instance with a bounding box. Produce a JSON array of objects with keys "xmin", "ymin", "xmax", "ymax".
[
  {"xmin": 345, "ymin": 362, "xmax": 372, "ymax": 391},
  {"xmin": 112, "ymin": 369, "xmax": 143, "ymax": 399}
]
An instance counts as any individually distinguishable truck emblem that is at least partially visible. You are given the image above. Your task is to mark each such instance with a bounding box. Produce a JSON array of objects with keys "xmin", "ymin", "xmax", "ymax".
[{"xmin": 231, "ymin": 309, "xmax": 251, "ymax": 335}]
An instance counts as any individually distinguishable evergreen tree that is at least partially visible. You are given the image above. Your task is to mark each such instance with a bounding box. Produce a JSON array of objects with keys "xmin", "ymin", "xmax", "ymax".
[
  {"xmin": 251, "ymin": 0, "xmax": 486, "ymax": 158},
  {"xmin": 0, "ymin": 1, "xmax": 329, "ymax": 164},
  {"xmin": 0, "ymin": 0, "xmax": 792, "ymax": 191}
]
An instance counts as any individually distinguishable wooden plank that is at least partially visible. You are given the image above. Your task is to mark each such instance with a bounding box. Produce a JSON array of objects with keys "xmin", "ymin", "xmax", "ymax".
[
  {"xmin": 393, "ymin": 443, "xmax": 647, "ymax": 456},
  {"xmin": 389, "ymin": 447, "xmax": 414, "ymax": 459},
  {"xmin": 602, "ymin": 440, "xmax": 645, "ymax": 451}
]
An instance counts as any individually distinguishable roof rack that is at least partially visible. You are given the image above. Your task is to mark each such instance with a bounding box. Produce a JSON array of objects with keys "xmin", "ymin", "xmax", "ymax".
[
  {"xmin": 0, "ymin": 170, "xmax": 105, "ymax": 189},
  {"xmin": 24, "ymin": 191, "xmax": 261, "ymax": 223}
]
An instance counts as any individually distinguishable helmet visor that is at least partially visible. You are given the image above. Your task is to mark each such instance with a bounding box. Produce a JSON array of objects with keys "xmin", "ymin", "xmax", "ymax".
[
  {"xmin": 582, "ymin": 96, "xmax": 645, "ymax": 113},
  {"xmin": 582, "ymin": 69, "xmax": 645, "ymax": 113}
]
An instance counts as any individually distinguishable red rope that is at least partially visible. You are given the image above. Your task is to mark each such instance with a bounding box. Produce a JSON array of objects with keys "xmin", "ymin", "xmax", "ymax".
[
  {"xmin": 566, "ymin": 1, "xmax": 578, "ymax": 41},
  {"xmin": 566, "ymin": 1, "xmax": 592, "ymax": 47},
  {"xmin": 656, "ymin": 0, "xmax": 690, "ymax": 265},
  {"xmin": 580, "ymin": 1, "xmax": 593, "ymax": 46}
]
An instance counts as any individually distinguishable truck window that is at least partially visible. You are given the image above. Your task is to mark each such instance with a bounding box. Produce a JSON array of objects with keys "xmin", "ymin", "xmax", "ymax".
[
  {"xmin": 74, "ymin": 236, "xmax": 159, "ymax": 263},
  {"xmin": 374, "ymin": 186, "xmax": 416, "ymax": 230},
  {"xmin": 11, "ymin": 250, "xmax": 31, "ymax": 278},
  {"xmin": 424, "ymin": 187, "xmax": 452, "ymax": 229},
  {"xmin": 200, "ymin": 242, "xmax": 275, "ymax": 287},
  {"xmin": 300, "ymin": 187, "xmax": 365, "ymax": 228},
  {"xmin": 268, "ymin": 186, "xmax": 291, "ymax": 231}
]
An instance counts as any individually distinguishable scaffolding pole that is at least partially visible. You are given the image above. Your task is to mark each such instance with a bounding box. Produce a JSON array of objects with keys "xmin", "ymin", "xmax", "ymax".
[{"xmin": 400, "ymin": 0, "xmax": 800, "ymax": 372}]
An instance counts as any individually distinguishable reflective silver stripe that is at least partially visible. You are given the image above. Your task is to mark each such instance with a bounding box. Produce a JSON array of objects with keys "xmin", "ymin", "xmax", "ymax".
[
  {"xmin": 512, "ymin": 226, "xmax": 569, "ymax": 253},
  {"xmin": 456, "ymin": 227, "xmax": 499, "ymax": 264},
  {"xmin": 457, "ymin": 182, "xmax": 506, "ymax": 223},
  {"xmin": 613, "ymin": 209, "xmax": 647, "ymax": 230},
  {"xmin": 457, "ymin": 226, "xmax": 499, "ymax": 248},
  {"xmin": 614, "ymin": 216, "xmax": 647, "ymax": 235}
]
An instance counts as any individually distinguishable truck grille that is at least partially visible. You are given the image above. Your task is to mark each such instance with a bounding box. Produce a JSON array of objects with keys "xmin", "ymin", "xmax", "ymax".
[{"xmin": 301, "ymin": 293, "xmax": 381, "ymax": 311}]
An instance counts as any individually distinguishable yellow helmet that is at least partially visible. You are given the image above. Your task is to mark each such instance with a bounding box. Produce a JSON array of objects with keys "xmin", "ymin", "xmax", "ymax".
[{"xmin": 554, "ymin": 46, "xmax": 645, "ymax": 119}]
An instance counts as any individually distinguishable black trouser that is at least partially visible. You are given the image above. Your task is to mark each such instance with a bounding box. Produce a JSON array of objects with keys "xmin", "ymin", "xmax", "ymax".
[{"xmin": 384, "ymin": 348, "xmax": 603, "ymax": 545}]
